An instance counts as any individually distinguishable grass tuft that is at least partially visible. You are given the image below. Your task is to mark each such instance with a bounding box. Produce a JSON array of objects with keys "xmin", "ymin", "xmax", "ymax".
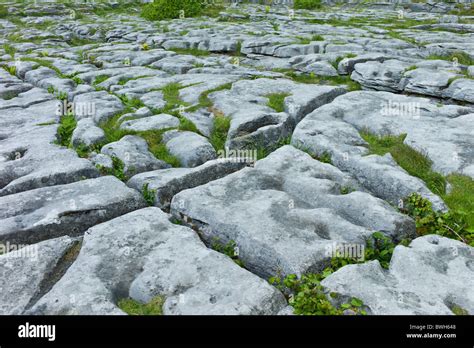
[
  {"xmin": 266, "ymin": 93, "xmax": 290, "ymax": 113},
  {"xmin": 118, "ymin": 296, "xmax": 165, "ymax": 315}
]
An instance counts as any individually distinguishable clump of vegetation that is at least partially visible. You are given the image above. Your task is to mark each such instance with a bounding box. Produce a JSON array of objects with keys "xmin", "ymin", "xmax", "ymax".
[
  {"xmin": 196, "ymin": 83, "xmax": 233, "ymax": 109},
  {"xmin": 314, "ymin": 151, "xmax": 332, "ymax": 164},
  {"xmin": 0, "ymin": 5, "xmax": 7, "ymax": 18},
  {"xmin": 209, "ymin": 116, "xmax": 231, "ymax": 152},
  {"xmin": 403, "ymin": 193, "xmax": 473, "ymax": 246},
  {"xmin": 211, "ymin": 238, "xmax": 244, "ymax": 267},
  {"xmin": 93, "ymin": 75, "xmax": 110, "ymax": 86},
  {"xmin": 359, "ymin": 131, "xmax": 473, "ymax": 245},
  {"xmin": 443, "ymin": 174, "xmax": 474, "ymax": 237},
  {"xmin": 161, "ymin": 82, "xmax": 184, "ymax": 111},
  {"xmin": 142, "ymin": 183, "xmax": 156, "ymax": 206},
  {"xmin": 426, "ymin": 51, "xmax": 474, "ymax": 66},
  {"xmin": 178, "ymin": 117, "xmax": 199, "ymax": 133},
  {"xmin": 141, "ymin": 0, "xmax": 203, "ymax": 21},
  {"xmin": 269, "ymin": 230, "xmax": 409, "ymax": 315},
  {"xmin": 451, "ymin": 305, "xmax": 469, "ymax": 316},
  {"xmin": 136, "ymin": 130, "xmax": 181, "ymax": 168},
  {"xmin": 285, "ymin": 71, "xmax": 361, "ymax": 91},
  {"xmin": 266, "ymin": 93, "xmax": 290, "ymax": 113},
  {"xmin": 97, "ymin": 156, "xmax": 127, "ymax": 182},
  {"xmin": 340, "ymin": 186, "xmax": 354, "ymax": 195},
  {"xmin": 55, "ymin": 113, "xmax": 76, "ymax": 147},
  {"xmin": 255, "ymin": 136, "xmax": 291, "ymax": 160},
  {"xmin": 270, "ymin": 273, "xmax": 365, "ymax": 315},
  {"xmin": 3, "ymin": 44, "xmax": 15, "ymax": 57},
  {"xmin": 171, "ymin": 48, "xmax": 210, "ymax": 57},
  {"xmin": 360, "ymin": 131, "xmax": 446, "ymax": 196},
  {"xmin": 98, "ymin": 111, "xmax": 181, "ymax": 168},
  {"xmin": 331, "ymin": 53, "xmax": 357, "ymax": 70},
  {"xmin": 294, "ymin": 0, "xmax": 322, "ymax": 10},
  {"xmin": 118, "ymin": 296, "xmax": 165, "ymax": 315}
]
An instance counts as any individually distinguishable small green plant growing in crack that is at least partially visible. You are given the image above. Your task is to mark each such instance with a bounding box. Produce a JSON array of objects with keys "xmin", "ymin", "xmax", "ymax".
[
  {"xmin": 209, "ymin": 115, "xmax": 231, "ymax": 152},
  {"xmin": 97, "ymin": 156, "xmax": 126, "ymax": 182},
  {"xmin": 142, "ymin": 183, "xmax": 156, "ymax": 206},
  {"xmin": 294, "ymin": 0, "xmax": 323, "ymax": 10},
  {"xmin": 314, "ymin": 151, "xmax": 332, "ymax": 164},
  {"xmin": 340, "ymin": 186, "xmax": 354, "ymax": 195},
  {"xmin": 451, "ymin": 305, "xmax": 469, "ymax": 316},
  {"xmin": 3, "ymin": 44, "xmax": 16, "ymax": 57},
  {"xmin": 55, "ymin": 113, "xmax": 77, "ymax": 147},
  {"xmin": 254, "ymin": 136, "xmax": 292, "ymax": 160},
  {"xmin": 402, "ymin": 193, "xmax": 473, "ymax": 246},
  {"xmin": 93, "ymin": 74, "xmax": 110, "ymax": 86},
  {"xmin": 211, "ymin": 238, "xmax": 244, "ymax": 267},
  {"xmin": 269, "ymin": 273, "xmax": 366, "ymax": 315},
  {"xmin": 266, "ymin": 93, "xmax": 290, "ymax": 113},
  {"xmin": 360, "ymin": 130, "xmax": 446, "ymax": 196},
  {"xmin": 118, "ymin": 296, "xmax": 165, "ymax": 315}
]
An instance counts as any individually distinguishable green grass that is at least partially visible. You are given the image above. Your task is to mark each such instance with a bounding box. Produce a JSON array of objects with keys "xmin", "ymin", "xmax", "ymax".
[
  {"xmin": 140, "ymin": 130, "xmax": 181, "ymax": 167},
  {"xmin": 117, "ymin": 94, "xmax": 145, "ymax": 110},
  {"xmin": 142, "ymin": 183, "xmax": 156, "ymax": 206},
  {"xmin": 294, "ymin": 0, "xmax": 322, "ymax": 10},
  {"xmin": 286, "ymin": 71, "xmax": 361, "ymax": 91},
  {"xmin": 171, "ymin": 48, "xmax": 210, "ymax": 57},
  {"xmin": 197, "ymin": 82, "xmax": 233, "ymax": 109},
  {"xmin": 117, "ymin": 296, "xmax": 165, "ymax": 315},
  {"xmin": 404, "ymin": 65, "xmax": 418, "ymax": 72},
  {"xmin": 404, "ymin": 193, "xmax": 473, "ymax": 246},
  {"xmin": 161, "ymin": 82, "xmax": 184, "ymax": 110},
  {"xmin": 118, "ymin": 75, "xmax": 151, "ymax": 86},
  {"xmin": 0, "ymin": 5, "xmax": 7, "ymax": 18},
  {"xmin": 67, "ymin": 37, "xmax": 97, "ymax": 47},
  {"xmin": 178, "ymin": 117, "xmax": 199, "ymax": 133},
  {"xmin": 101, "ymin": 156, "xmax": 127, "ymax": 181},
  {"xmin": 442, "ymin": 174, "xmax": 474, "ymax": 235},
  {"xmin": 93, "ymin": 75, "xmax": 110, "ymax": 86},
  {"xmin": 55, "ymin": 114, "xmax": 77, "ymax": 147},
  {"xmin": 98, "ymin": 111, "xmax": 181, "ymax": 168},
  {"xmin": 255, "ymin": 136, "xmax": 292, "ymax": 160},
  {"xmin": 20, "ymin": 57, "xmax": 63, "ymax": 76},
  {"xmin": 426, "ymin": 51, "xmax": 474, "ymax": 66},
  {"xmin": 361, "ymin": 130, "xmax": 474, "ymax": 243},
  {"xmin": 360, "ymin": 131, "xmax": 446, "ymax": 195},
  {"xmin": 266, "ymin": 93, "xmax": 290, "ymax": 113},
  {"xmin": 386, "ymin": 31, "xmax": 419, "ymax": 46},
  {"xmin": 332, "ymin": 53, "xmax": 357, "ymax": 70},
  {"xmin": 211, "ymin": 238, "xmax": 244, "ymax": 267},
  {"xmin": 209, "ymin": 116, "xmax": 231, "ymax": 152},
  {"xmin": 3, "ymin": 44, "xmax": 16, "ymax": 57}
]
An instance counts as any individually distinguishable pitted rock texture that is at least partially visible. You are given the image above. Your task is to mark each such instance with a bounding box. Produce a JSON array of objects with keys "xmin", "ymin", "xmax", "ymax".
[
  {"xmin": 321, "ymin": 235, "xmax": 474, "ymax": 315},
  {"xmin": 171, "ymin": 146, "xmax": 415, "ymax": 279},
  {"xmin": 28, "ymin": 208, "xmax": 287, "ymax": 315},
  {"xmin": 1, "ymin": 0, "xmax": 473, "ymax": 317}
]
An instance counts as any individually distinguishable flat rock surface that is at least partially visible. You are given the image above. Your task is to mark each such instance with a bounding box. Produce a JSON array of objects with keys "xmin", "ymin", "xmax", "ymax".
[
  {"xmin": 322, "ymin": 235, "xmax": 474, "ymax": 315},
  {"xmin": 0, "ymin": 176, "xmax": 146, "ymax": 245},
  {"xmin": 1, "ymin": 0, "xmax": 473, "ymax": 316},
  {"xmin": 29, "ymin": 208, "xmax": 287, "ymax": 315},
  {"xmin": 171, "ymin": 146, "xmax": 415, "ymax": 279}
]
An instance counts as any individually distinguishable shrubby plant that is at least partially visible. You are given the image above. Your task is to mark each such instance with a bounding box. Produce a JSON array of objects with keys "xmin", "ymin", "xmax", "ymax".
[
  {"xmin": 403, "ymin": 193, "xmax": 473, "ymax": 246},
  {"xmin": 0, "ymin": 5, "xmax": 7, "ymax": 18},
  {"xmin": 294, "ymin": 0, "xmax": 322, "ymax": 10},
  {"xmin": 141, "ymin": 0, "xmax": 204, "ymax": 21}
]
